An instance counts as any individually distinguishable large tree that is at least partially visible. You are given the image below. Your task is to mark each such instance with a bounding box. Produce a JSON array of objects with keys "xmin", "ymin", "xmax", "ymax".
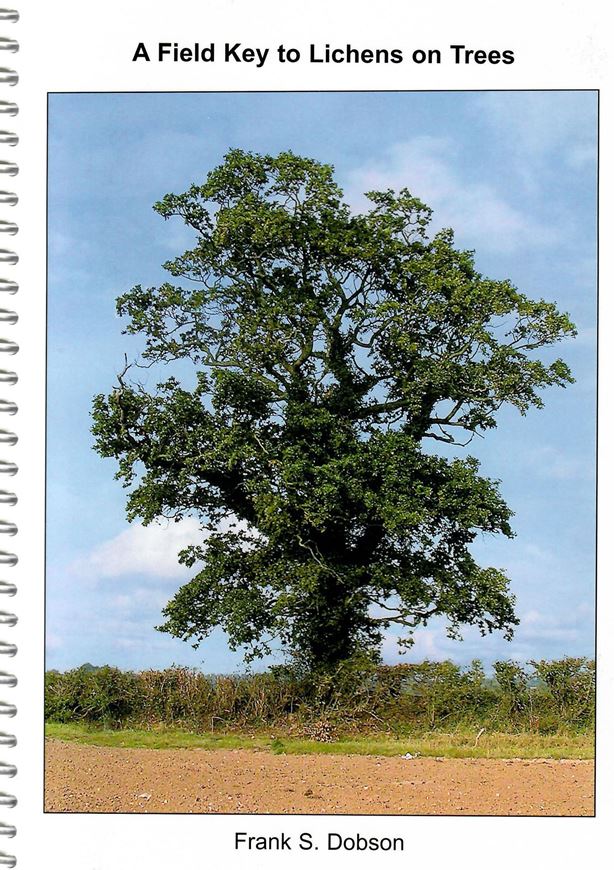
[{"xmin": 92, "ymin": 149, "xmax": 575, "ymax": 670}]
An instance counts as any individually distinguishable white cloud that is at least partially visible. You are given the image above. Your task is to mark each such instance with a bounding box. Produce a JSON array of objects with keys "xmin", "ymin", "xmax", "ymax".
[
  {"xmin": 73, "ymin": 514, "xmax": 254, "ymax": 582},
  {"xmin": 378, "ymin": 597, "xmax": 593, "ymax": 666},
  {"xmin": 346, "ymin": 137, "xmax": 557, "ymax": 255},
  {"xmin": 73, "ymin": 517, "xmax": 203, "ymax": 580},
  {"xmin": 573, "ymin": 324, "xmax": 597, "ymax": 347},
  {"xmin": 526, "ymin": 445, "xmax": 594, "ymax": 482},
  {"xmin": 513, "ymin": 605, "xmax": 593, "ymax": 647},
  {"xmin": 46, "ymin": 632, "xmax": 64, "ymax": 652},
  {"xmin": 567, "ymin": 144, "xmax": 597, "ymax": 170},
  {"xmin": 471, "ymin": 93, "xmax": 596, "ymax": 205},
  {"xmin": 473, "ymin": 92, "xmax": 596, "ymax": 164},
  {"xmin": 160, "ymin": 221, "xmax": 198, "ymax": 254},
  {"xmin": 111, "ymin": 588, "xmax": 170, "ymax": 613},
  {"xmin": 48, "ymin": 229, "xmax": 80, "ymax": 258},
  {"xmin": 391, "ymin": 628, "xmax": 449, "ymax": 661}
]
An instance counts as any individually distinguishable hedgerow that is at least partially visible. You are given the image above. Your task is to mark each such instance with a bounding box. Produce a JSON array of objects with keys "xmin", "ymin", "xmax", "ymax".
[{"xmin": 44, "ymin": 657, "xmax": 595, "ymax": 735}]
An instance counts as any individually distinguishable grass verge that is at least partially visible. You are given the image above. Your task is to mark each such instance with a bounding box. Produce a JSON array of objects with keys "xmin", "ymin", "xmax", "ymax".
[{"xmin": 45, "ymin": 722, "xmax": 594, "ymax": 760}]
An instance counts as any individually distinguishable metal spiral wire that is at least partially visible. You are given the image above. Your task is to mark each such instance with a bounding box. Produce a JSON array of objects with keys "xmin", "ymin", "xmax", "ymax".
[{"xmin": 0, "ymin": 7, "xmax": 17, "ymax": 867}]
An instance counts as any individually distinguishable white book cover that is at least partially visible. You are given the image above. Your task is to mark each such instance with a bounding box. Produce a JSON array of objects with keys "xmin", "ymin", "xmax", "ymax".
[{"xmin": 3, "ymin": 1, "xmax": 611, "ymax": 867}]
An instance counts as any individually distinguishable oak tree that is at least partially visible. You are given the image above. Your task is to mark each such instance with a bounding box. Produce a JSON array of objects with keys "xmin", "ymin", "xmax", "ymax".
[{"xmin": 92, "ymin": 150, "xmax": 575, "ymax": 670}]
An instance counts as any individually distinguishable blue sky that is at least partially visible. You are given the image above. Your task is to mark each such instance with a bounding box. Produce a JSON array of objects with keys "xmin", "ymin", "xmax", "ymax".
[{"xmin": 46, "ymin": 91, "xmax": 596, "ymax": 673}]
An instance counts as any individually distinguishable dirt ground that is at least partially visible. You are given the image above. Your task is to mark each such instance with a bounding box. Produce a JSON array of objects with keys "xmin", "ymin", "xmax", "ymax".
[{"xmin": 44, "ymin": 740, "xmax": 594, "ymax": 816}]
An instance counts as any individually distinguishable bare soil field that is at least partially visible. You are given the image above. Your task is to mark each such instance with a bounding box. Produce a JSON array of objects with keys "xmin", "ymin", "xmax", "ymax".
[{"xmin": 44, "ymin": 739, "xmax": 594, "ymax": 815}]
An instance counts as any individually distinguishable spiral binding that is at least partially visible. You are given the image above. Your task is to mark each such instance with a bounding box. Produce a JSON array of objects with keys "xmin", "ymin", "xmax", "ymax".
[{"xmin": 0, "ymin": 7, "xmax": 16, "ymax": 869}]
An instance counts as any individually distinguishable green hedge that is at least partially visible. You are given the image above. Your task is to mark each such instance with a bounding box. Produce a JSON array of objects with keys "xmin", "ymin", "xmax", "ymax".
[{"xmin": 44, "ymin": 657, "xmax": 595, "ymax": 733}]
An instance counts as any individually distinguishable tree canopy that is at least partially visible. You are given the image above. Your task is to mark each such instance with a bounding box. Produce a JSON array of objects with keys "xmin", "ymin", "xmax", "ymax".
[{"xmin": 91, "ymin": 149, "xmax": 575, "ymax": 670}]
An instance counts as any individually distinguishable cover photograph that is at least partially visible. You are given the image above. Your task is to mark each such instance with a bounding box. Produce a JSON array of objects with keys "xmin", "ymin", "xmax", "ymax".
[{"xmin": 44, "ymin": 89, "xmax": 596, "ymax": 817}]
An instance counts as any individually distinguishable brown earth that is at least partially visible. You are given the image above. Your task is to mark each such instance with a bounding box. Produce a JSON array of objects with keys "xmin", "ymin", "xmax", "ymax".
[{"xmin": 44, "ymin": 740, "xmax": 594, "ymax": 816}]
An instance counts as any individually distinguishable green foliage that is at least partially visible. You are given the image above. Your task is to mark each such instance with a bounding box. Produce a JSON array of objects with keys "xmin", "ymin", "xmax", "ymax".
[
  {"xmin": 45, "ymin": 658, "xmax": 594, "ymax": 735},
  {"xmin": 91, "ymin": 149, "xmax": 576, "ymax": 669},
  {"xmin": 529, "ymin": 657, "xmax": 595, "ymax": 725},
  {"xmin": 44, "ymin": 665, "xmax": 141, "ymax": 727},
  {"xmin": 492, "ymin": 660, "xmax": 530, "ymax": 716}
]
